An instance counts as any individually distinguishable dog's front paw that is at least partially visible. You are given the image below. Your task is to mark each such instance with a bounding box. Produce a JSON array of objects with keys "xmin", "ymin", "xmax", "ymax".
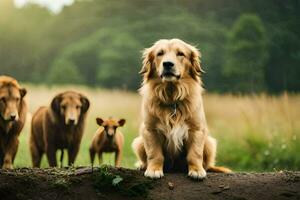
[
  {"xmin": 144, "ymin": 167, "xmax": 164, "ymax": 179},
  {"xmin": 188, "ymin": 167, "xmax": 206, "ymax": 180}
]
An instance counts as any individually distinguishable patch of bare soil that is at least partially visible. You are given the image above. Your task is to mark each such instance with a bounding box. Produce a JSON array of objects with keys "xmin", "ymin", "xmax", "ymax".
[{"xmin": 0, "ymin": 167, "xmax": 299, "ymax": 200}]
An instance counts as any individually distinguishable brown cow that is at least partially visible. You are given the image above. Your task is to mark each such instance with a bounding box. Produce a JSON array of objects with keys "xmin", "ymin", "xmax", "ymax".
[
  {"xmin": 0, "ymin": 76, "xmax": 27, "ymax": 169},
  {"xmin": 30, "ymin": 91, "xmax": 90, "ymax": 167},
  {"xmin": 89, "ymin": 117, "xmax": 126, "ymax": 167}
]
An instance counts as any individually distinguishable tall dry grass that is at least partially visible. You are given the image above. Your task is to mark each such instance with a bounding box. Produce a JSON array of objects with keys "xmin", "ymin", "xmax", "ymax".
[
  {"xmin": 14, "ymin": 85, "xmax": 300, "ymax": 171},
  {"xmin": 205, "ymin": 93, "xmax": 300, "ymax": 171}
]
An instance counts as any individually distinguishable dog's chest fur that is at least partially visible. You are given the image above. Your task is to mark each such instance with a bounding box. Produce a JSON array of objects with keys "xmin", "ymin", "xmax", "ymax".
[
  {"xmin": 143, "ymin": 81, "xmax": 201, "ymax": 155},
  {"xmin": 163, "ymin": 123, "xmax": 189, "ymax": 155}
]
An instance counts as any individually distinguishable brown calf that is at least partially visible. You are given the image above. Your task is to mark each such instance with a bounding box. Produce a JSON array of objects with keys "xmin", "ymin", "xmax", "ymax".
[
  {"xmin": 0, "ymin": 76, "xmax": 27, "ymax": 169},
  {"xmin": 30, "ymin": 91, "xmax": 90, "ymax": 167},
  {"xmin": 89, "ymin": 117, "xmax": 126, "ymax": 167}
]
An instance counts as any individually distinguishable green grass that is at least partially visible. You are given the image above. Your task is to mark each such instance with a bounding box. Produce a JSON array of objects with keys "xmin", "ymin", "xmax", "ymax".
[{"xmin": 14, "ymin": 85, "xmax": 300, "ymax": 171}]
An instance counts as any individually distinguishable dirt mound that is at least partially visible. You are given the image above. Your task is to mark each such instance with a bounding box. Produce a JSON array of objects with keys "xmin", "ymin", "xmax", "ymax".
[{"xmin": 0, "ymin": 167, "xmax": 299, "ymax": 200}]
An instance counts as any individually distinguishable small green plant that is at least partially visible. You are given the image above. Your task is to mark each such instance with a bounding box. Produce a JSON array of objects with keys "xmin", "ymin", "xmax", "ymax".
[
  {"xmin": 52, "ymin": 178, "xmax": 70, "ymax": 189},
  {"xmin": 93, "ymin": 165, "xmax": 153, "ymax": 197}
]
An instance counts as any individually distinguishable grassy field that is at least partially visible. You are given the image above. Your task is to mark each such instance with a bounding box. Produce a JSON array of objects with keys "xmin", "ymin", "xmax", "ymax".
[{"xmin": 14, "ymin": 85, "xmax": 300, "ymax": 171}]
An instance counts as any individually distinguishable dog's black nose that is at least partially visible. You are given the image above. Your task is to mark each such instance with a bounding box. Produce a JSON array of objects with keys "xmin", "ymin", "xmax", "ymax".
[
  {"xmin": 69, "ymin": 119, "xmax": 75, "ymax": 124},
  {"xmin": 10, "ymin": 114, "xmax": 16, "ymax": 121},
  {"xmin": 163, "ymin": 61, "xmax": 174, "ymax": 70}
]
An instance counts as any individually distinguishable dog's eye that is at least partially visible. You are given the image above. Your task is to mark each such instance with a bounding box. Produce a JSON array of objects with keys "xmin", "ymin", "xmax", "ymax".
[
  {"xmin": 15, "ymin": 97, "xmax": 20, "ymax": 102},
  {"xmin": 61, "ymin": 105, "xmax": 66, "ymax": 110},
  {"xmin": 157, "ymin": 50, "xmax": 164, "ymax": 56},
  {"xmin": 177, "ymin": 51, "xmax": 185, "ymax": 57},
  {"xmin": 76, "ymin": 105, "xmax": 81, "ymax": 109}
]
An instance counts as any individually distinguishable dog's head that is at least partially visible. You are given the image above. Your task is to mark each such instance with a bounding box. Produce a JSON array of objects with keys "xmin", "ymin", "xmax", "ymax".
[
  {"xmin": 51, "ymin": 91, "xmax": 90, "ymax": 126},
  {"xmin": 140, "ymin": 39, "xmax": 203, "ymax": 83},
  {"xmin": 0, "ymin": 76, "xmax": 26, "ymax": 122},
  {"xmin": 96, "ymin": 117, "xmax": 126, "ymax": 138}
]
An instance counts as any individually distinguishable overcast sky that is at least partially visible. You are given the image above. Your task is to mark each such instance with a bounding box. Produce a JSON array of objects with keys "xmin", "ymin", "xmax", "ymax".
[{"xmin": 14, "ymin": 0, "xmax": 75, "ymax": 14}]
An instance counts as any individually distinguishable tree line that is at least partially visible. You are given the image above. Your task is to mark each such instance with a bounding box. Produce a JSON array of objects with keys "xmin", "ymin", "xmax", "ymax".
[{"xmin": 0, "ymin": 0, "xmax": 299, "ymax": 93}]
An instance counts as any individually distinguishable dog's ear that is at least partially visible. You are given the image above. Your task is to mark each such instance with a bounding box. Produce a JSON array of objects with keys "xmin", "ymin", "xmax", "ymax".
[
  {"xmin": 51, "ymin": 93, "xmax": 62, "ymax": 114},
  {"xmin": 118, "ymin": 119, "xmax": 126, "ymax": 127},
  {"xmin": 189, "ymin": 45, "xmax": 204, "ymax": 80},
  {"xmin": 80, "ymin": 95, "xmax": 90, "ymax": 113},
  {"xmin": 140, "ymin": 47, "xmax": 155, "ymax": 81},
  {"xmin": 20, "ymin": 88, "xmax": 27, "ymax": 98},
  {"xmin": 96, "ymin": 118, "xmax": 104, "ymax": 126}
]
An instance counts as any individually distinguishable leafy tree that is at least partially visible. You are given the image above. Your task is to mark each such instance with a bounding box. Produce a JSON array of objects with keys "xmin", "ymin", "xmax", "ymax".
[
  {"xmin": 96, "ymin": 30, "xmax": 142, "ymax": 89},
  {"xmin": 223, "ymin": 14, "xmax": 268, "ymax": 93},
  {"xmin": 0, "ymin": 0, "xmax": 300, "ymax": 93},
  {"xmin": 265, "ymin": 29, "xmax": 300, "ymax": 93},
  {"xmin": 52, "ymin": 28, "xmax": 142, "ymax": 89},
  {"xmin": 47, "ymin": 59, "xmax": 83, "ymax": 85}
]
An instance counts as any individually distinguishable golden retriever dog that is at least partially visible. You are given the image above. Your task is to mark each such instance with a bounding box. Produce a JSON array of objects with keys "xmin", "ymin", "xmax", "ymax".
[
  {"xmin": 0, "ymin": 75, "xmax": 27, "ymax": 169},
  {"xmin": 89, "ymin": 117, "xmax": 126, "ymax": 167},
  {"xmin": 132, "ymin": 39, "xmax": 231, "ymax": 179},
  {"xmin": 30, "ymin": 91, "xmax": 90, "ymax": 167}
]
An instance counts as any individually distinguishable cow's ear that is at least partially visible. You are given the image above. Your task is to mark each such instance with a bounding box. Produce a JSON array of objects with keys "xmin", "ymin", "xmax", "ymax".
[
  {"xmin": 96, "ymin": 118, "xmax": 104, "ymax": 126},
  {"xmin": 118, "ymin": 119, "xmax": 126, "ymax": 127},
  {"xmin": 20, "ymin": 88, "xmax": 27, "ymax": 98}
]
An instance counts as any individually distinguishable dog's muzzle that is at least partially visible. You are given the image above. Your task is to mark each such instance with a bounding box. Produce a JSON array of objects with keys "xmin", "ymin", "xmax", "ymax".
[
  {"xmin": 2, "ymin": 112, "xmax": 18, "ymax": 122},
  {"xmin": 161, "ymin": 70, "xmax": 180, "ymax": 80},
  {"xmin": 161, "ymin": 61, "xmax": 180, "ymax": 79}
]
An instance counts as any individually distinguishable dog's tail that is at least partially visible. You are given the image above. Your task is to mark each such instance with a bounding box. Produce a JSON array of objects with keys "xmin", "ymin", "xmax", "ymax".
[{"xmin": 207, "ymin": 166, "xmax": 232, "ymax": 173}]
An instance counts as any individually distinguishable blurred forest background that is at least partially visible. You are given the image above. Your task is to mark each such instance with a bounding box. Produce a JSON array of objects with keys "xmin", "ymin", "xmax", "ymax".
[
  {"xmin": 1, "ymin": 0, "xmax": 300, "ymax": 171},
  {"xmin": 0, "ymin": 0, "xmax": 299, "ymax": 93}
]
